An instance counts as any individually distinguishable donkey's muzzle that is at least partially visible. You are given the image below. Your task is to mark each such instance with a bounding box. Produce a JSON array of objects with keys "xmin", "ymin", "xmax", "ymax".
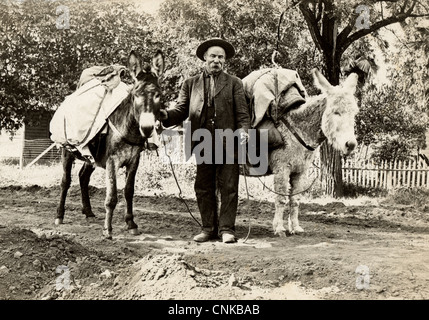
[
  {"xmin": 139, "ymin": 113, "xmax": 155, "ymax": 138},
  {"xmin": 345, "ymin": 140, "xmax": 357, "ymax": 155}
]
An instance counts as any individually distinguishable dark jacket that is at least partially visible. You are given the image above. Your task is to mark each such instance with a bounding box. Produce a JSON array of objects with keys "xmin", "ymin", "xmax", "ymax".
[{"xmin": 163, "ymin": 70, "xmax": 251, "ymax": 151}]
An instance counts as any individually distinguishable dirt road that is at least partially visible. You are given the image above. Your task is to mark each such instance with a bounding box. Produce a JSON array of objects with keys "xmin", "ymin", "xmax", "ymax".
[{"xmin": 0, "ymin": 184, "xmax": 428, "ymax": 300}]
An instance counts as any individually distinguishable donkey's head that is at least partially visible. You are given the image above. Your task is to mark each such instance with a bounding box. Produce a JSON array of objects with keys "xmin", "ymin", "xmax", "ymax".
[
  {"xmin": 313, "ymin": 69, "xmax": 359, "ymax": 155},
  {"xmin": 128, "ymin": 50, "xmax": 165, "ymax": 138}
]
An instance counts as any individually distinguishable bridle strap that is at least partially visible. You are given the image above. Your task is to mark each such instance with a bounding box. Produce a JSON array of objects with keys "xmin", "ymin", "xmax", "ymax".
[
  {"xmin": 107, "ymin": 118, "xmax": 146, "ymax": 147},
  {"xmin": 105, "ymin": 93, "xmax": 150, "ymax": 147},
  {"xmin": 280, "ymin": 117, "xmax": 316, "ymax": 151}
]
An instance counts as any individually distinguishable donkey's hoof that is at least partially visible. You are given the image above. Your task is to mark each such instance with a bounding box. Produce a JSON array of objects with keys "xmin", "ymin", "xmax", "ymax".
[
  {"xmin": 128, "ymin": 228, "xmax": 139, "ymax": 236},
  {"xmin": 86, "ymin": 217, "xmax": 97, "ymax": 224},
  {"xmin": 292, "ymin": 226, "xmax": 304, "ymax": 234},
  {"xmin": 103, "ymin": 229, "xmax": 113, "ymax": 240},
  {"xmin": 274, "ymin": 226, "xmax": 287, "ymax": 237},
  {"xmin": 274, "ymin": 230, "xmax": 287, "ymax": 238},
  {"xmin": 54, "ymin": 218, "xmax": 63, "ymax": 225}
]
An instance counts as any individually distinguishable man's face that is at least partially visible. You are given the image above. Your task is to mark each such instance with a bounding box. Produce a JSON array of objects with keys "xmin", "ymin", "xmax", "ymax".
[{"xmin": 204, "ymin": 46, "xmax": 226, "ymax": 74}]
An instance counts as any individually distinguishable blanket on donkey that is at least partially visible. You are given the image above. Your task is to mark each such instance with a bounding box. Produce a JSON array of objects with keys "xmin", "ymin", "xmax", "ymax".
[
  {"xmin": 242, "ymin": 68, "xmax": 308, "ymax": 129},
  {"xmin": 243, "ymin": 116, "xmax": 292, "ymax": 177},
  {"xmin": 49, "ymin": 65, "xmax": 131, "ymax": 158}
]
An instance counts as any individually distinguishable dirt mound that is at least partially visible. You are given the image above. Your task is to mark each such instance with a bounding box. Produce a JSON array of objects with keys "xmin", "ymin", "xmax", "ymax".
[
  {"xmin": 114, "ymin": 254, "xmax": 233, "ymax": 299},
  {"xmin": 61, "ymin": 254, "xmax": 234, "ymax": 300},
  {"xmin": 1, "ymin": 184, "xmax": 429, "ymax": 300},
  {"xmin": 0, "ymin": 226, "xmax": 111, "ymax": 300},
  {"xmin": 65, "ymin": 253, "xmax": 324, "ymax": 300}
]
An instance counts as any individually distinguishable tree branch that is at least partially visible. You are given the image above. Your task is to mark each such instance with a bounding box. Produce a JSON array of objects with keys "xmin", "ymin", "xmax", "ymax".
[
  {"xmin": 315, "ymin": 0, "xmax": 323, "ymax": 23},
  {"xmin": 299, "ymin": 2, "xmax": 324, "ymax": 52},
  {"xmin": 340, "ymin": 13, "xmax": 410, "ymax": 54},
  {"xmin": 336, "ymin": 10, "xmax": 359, "ymax": 46}
]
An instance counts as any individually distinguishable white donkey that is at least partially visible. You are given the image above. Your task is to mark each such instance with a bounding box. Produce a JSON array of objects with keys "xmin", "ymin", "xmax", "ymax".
[{"xmin": 255, "ymin": 69, "xmax": 359, "ymax": 236}]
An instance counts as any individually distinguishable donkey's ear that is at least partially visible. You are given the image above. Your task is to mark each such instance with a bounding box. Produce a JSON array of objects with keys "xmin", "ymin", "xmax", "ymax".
[
  {"xmin": 151, "ymin": 50, "xmax": 165, "ymax": 77},
  {"xmin": 342, "ymin": 73, "xmax": 358, "ymax": 95},
  {"xmin": 312, "ymin": 68, "xmax": 332, "ymax": 93},
  {"xmin": 128, "ymin": 51, "xmax": 142, "ymax": 79}
]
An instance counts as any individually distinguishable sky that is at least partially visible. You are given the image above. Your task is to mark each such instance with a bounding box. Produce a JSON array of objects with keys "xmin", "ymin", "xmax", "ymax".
[{"xmin": 131, "ymin": 0, "xmax": 164, "ymax": 15}]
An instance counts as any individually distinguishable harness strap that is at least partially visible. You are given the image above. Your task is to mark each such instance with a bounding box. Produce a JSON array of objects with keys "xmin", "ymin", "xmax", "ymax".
[
  {"xmin": 272, "ymin": 69, "xmax": 279, "ymax": 124},
  {"xmin": 107, "ymin": 119, "xmax": 146, "ymax": 147},
  {"xmin": 280, "ymin": 117, "xmax": 316, "ymax": 151}
]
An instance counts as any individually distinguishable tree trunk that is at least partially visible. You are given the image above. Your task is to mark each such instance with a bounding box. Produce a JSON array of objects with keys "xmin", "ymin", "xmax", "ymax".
[
  {"xmin": 320, "ymin": 54, "xmax": 344, "ymax": 197},
  {"xmin": 297, "ymin": 0, "xmax": 428, "ymax": 198},
  {"xmin": 320, "ymin": 142, "xmax": 344, "ymax": 197}
]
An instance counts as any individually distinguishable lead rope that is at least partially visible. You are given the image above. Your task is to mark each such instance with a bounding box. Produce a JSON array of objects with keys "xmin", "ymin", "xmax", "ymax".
[
  {"xmin": 159, "ymin": 130, "xmax": 202, "ymax": 227},
  {"xmin": 241, "ymin": 161, "xmax": 319, "ymax": 241},
  {"xmin": 255, "ymin": 166, "xmax": 320, "ymax": 198},
  {"xmin": 242, "ymin": 164, "xmax": 252, "ymax": 243}
]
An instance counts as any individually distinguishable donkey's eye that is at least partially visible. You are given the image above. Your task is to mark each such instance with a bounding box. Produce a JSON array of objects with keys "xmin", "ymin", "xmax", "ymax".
[{"xmin": 154, "ymin": 92, "xmax": 161, "ymax": 103}]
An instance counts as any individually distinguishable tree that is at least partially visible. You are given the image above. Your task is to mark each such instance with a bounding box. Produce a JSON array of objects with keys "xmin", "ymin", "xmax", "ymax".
[
  {"xmin": 354, "ymin": 17, "xmax": 429, "ymax": 162},
  {"xmin": 155, "ymin": 0, "xmax": 322, "ymax": 100},
  {"xmin": 0, "ymin": 0, "xmax": 156, "ymax": 132},
  {"xmin": 295, "ymin": 0, "xmax": 429, "ymax": 197}
]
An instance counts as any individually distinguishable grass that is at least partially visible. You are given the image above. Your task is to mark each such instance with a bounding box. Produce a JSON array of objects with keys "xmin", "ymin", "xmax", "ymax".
[
  {"xmin": 0, "ymin": 151, "xmax": 315, "ymax": 203},
  {"xmin": 384, "ymin": 187, "xmax": 429, "ymax": 209},
  {"xmin": 1, "ymin": 152, "xmax": 428, "ymax": 209},
  {"xmin": 342, "ymin": 183, "xmax": 388, "ymax": 198}
]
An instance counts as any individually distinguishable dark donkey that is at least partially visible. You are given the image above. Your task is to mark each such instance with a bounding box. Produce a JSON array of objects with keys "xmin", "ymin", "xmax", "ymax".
[{"xmin": 55, "ymin": 50, "xmax": 165, "ymax": 239}]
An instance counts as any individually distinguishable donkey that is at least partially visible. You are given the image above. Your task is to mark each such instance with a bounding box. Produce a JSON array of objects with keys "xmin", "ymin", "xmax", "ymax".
[
  {"xmin": 263, "ymin": 69, "xmax": 359, "ymax": 236},
  {"xmin": 55, "ymin": 50, "xmax": 164, "ymax": 239}
]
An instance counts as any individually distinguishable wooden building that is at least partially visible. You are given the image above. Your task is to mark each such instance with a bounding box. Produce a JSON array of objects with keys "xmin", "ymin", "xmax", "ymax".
[
  {"xmin": 0, "ymin": 111, "xmax": 60, "ymax": 167},
  {"xmin": 22, "ymin": 110, "xmax": 59, "ymax": 166}
]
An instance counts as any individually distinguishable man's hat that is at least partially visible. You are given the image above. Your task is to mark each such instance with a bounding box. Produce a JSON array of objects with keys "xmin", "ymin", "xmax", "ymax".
[{"xmin": 196, "ymin": 38, "xmax": 235, "ymax": 61}]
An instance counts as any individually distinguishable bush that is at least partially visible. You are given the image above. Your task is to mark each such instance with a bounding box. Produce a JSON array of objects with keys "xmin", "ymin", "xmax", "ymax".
[
  {"xmin": 342, "ymin": 183, "xmax": 387, "ymax": 198},
  {"xmin": 385, "ymin": 187, "xmax": 429, "ymax": 208}
]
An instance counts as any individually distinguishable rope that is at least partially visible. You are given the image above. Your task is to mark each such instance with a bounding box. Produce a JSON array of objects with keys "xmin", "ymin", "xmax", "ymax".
[
  {"xmin": 159, "ymin": 130, "xmax": 202, "ymax": 227},
  {"xmin": 254, "ymin": 161, "xmax": 320, "ymax": 197},
  {"xmin": 241, "ymin": 164, "xmax": 252, "ymax": 243},
  {"xmin": 238, "ymin": 162, "xmax": 318, "ymax": 243},
  {"xmin": 160, "ymin": 128, "xmax": 255, "ymax": 239}
]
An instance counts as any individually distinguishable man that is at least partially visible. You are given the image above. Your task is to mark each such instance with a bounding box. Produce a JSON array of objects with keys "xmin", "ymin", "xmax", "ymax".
[{"xmin": 160, "ymin": 38, "xmax": 251, "ymax": 243}]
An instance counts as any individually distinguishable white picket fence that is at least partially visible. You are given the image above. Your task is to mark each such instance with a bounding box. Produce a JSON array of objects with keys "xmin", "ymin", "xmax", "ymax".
[{"xmin": 342, "ymin": 158, "xmax": 429, "ymax": 189}]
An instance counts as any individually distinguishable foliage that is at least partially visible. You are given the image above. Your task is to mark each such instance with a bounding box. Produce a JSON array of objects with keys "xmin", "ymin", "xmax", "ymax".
[
  {"xmin": 296, "ymin": 0, "xmax": 428, "ymax": 196},
  {"xmin": 352, "ymin": 16, "xmax": 429, "ymax": 161},
  {"xmin": 155, "ymin": 0, "xmax": 323, "ymax": 100},
  {"xmin": 0, "ymin": 0, "xmax": 156, "ymax": 132},
  {"xmin": 384, "ymin": 187, "xmax": 429, "ymax": 208},
  {"xmin": 342, "ymin": 182, "xmax": 387, "ymax": 198},
  {"xmin": 1, "ymin": 0, "xmax": 428, "ymax": 179},
  {"xmin": 356, "ymin": 83, "xmax": 428, "ymax": 162}
]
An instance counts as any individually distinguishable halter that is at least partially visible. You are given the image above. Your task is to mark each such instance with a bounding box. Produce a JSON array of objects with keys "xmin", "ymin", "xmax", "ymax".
[
  {"xmin": 107, "ymin": 82, "xmax": 159, "ymax": 148},
  {"xmin": 279, "ymin": 117, "xmax": 316, "ymax": 151}
]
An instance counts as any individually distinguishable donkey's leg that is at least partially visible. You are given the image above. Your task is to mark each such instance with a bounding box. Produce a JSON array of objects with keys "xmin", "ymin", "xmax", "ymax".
[
  {"xmin": 55, "ymin": 149, "xmax": 74, "ymax": 225},
  {"xmin": 272, "ymin": 169, "xmax": 290, "ymax": 237},
  {"xmin": 288, "ymin": 173, "xmax": 305, "ymax": 234},
  {"xmin": 103, "ymin": 158, "xmax": 118, "ymax": 239},
  {"xmin": 124, "ymin": 157, "xmax": 139, "ymax": 234},
  {"xmin": 79, "ymin": 162, "xmax": 96, "ymax": 221}
]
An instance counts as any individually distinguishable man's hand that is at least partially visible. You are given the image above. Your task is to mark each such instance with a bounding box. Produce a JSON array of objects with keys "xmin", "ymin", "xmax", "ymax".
[
  {"xmin": 159, "ymin": 109, "xmax": 168, "ymax": 121},
  {"xmin": 240, "ymin": 131, "xmax": 249, "ymax": 145}
]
